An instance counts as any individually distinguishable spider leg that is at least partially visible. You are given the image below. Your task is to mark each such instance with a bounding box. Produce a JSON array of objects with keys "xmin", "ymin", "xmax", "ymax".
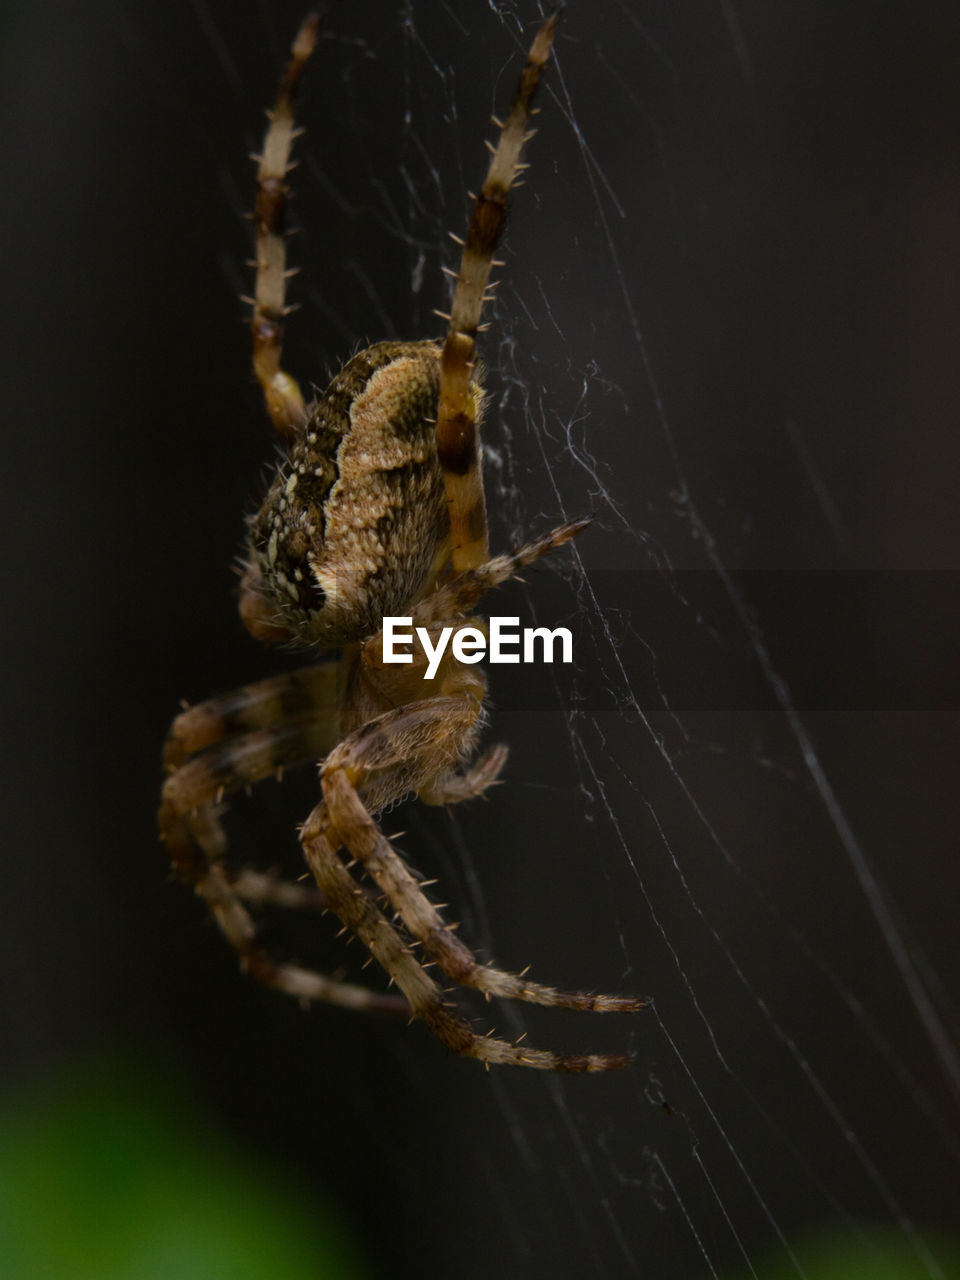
[
  {"xmin": 232, "ymin": 868, "xmax": 326, "ymax": 912},
  {"xmin": 410, "ymin": 517, "xmax": 589, "ymax": 629},
  {"xmin": 164, "ymin": 664, "xmax": 343, "ymax": 913},
  {"xmin": 301, "ymin": 802, "xmax": 631, "ymax": 1072},
  {"xmin": 250, "ymin": 13, "xmax": 319, "ymax": 440},
  {"xmin": 162, "ymin": 802, "xmax": 403, "ymax": 1014},
  {"xmin": 162, "ymin": 702, "xmax": 343, "ymax": 887},
  {"xmin": 314, "ymin": 698, "xmax": 644, "ymax": 1022},
  {"xmin": 437, "ymin": 13, "xmax": 560, "ymax": 571},
  {"xmin": 419, "ymin": 742, "xmax": 509, "ymax": 806},
  {"xmin": 164, "ymin": 660, "xmax": 341, "ymax": 771},
  {"xmin": 160, "ymin": 682, "xmax": 408, "ymax": 1017}
]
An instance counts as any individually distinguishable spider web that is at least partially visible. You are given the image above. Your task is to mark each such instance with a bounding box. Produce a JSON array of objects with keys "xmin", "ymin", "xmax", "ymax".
[
  {"xmin": 273, "ymin": 6, "xmax": 959, "ymax": 1276},
  {"xmin": 14, "ymin": 2, "xmax": 956, "ymax": 1277},
  {"xmin": 200, "ymin": 3, "xmax": 959, "ymax": 1276}
]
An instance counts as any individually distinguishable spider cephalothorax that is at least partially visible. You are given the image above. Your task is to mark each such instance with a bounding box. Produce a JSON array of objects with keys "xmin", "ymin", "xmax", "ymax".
[{"xmin": 160, "ymin": 11, "xmax": 645, "ymax": 1072}]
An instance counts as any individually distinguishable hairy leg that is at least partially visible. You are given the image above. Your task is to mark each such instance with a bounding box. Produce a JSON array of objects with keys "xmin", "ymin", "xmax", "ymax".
[
  {"xmin": 315, "ymin": 697, "xmax": 644, "ymax": 1025},
  {"xmin": 164, "ymin": 712, "xmax": 340, "ymax": 821},
  {"xmin": 301, "ymin": 802, "xmax": 631, "ymax": 1072},
  {"xmin": 410, "ymin": 517, "xmax": 590, "ymax": 629},
  {"xmin": 419, "ymin": 742, "xmax": 509, "ymax": 806},
  {"xmin": 322, "ymin": 770, "xmax": 644, "ymax": 1016},
  {"xmin": 160, "ymin": 689, "xmax": 408, "ymax": 1016},
  {"xmin": 437, "ymin": 13, "xmax": 560, "ymax": 571},
  {"xmin": 249, "ymin": 13, "xmax": 318, "ymax": 439},
  {"xmin": 231, "ymin": 868, "xmax": 326, "ymax": 911},
  {"xmin": 164, "ymin": 661, "xmax": 341, "ymax": 771}
]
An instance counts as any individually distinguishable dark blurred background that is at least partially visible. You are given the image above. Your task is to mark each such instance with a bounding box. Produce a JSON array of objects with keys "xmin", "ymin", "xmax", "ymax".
[{"xmin": 2, "ymin": 2, "xmax": 960, "ymax": 1277}]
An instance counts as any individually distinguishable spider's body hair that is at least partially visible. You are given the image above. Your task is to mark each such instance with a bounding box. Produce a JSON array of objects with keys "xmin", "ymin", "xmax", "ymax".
[{"xmin": 243, "ymin": 341, "xmax": 484, "ymax": 648}]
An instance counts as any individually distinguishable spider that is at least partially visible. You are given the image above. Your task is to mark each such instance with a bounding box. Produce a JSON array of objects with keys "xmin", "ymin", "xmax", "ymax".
[{"xmin": 160, "ymin": 10, "xmax": 644, "ymax": 1071}]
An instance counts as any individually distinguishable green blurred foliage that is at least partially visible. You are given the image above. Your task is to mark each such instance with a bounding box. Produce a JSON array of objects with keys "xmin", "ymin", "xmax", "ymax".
[
  {"xmin": 0, "ymin": 1068, "xmax": 367, "ymax": 1280},
  {"xmin": 721, "ymin": 1228, "xmax": 960, "ymax": 1280}
]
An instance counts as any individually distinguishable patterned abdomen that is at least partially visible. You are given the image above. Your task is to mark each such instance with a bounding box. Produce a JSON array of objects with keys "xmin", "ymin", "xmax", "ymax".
[{"xmin": 248, "ymin": 341, "xmax": 455, "ymax": 646}]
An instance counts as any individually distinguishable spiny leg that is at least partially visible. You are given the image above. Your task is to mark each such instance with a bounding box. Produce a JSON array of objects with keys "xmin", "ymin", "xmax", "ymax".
[
  {"xmin": 437, "ymin": 13, "xmax": 560, "ymax": 570},
  {"xmin": 231, "ymin": 868, "xmax": 326, "ymax": 912},
  {"xmin": 249, "ymin": 13, "xmax": 319, "ymax": 440},
  {"xmin": 161, "ymin": 805, "xmax": 404, "ymax": 1014},
  {"xmin": 318, "ymin": 699, "xmax": 645, "ymax": 1018},
  {"xmin": 163, "ymin": 705, "xmax": 344, "ymax": 891},
  {"xmin": 410, "ymin": 516, "xmax": 589, "ymax": 629},
  {"xmin": 301, "ymin": 802, "xmax": 631, "ymax": 1071},
  {"xmin": 160, "ymin": 705, "xmax": 408, "ymax": 1016},
  {"xmin": 164, "ymin": 709, "xmax": 341, "ymax": 816},
  {"xmin": 164, "ymin": 663, "xmax": 343, "ymax": 911},
  {"xmin": 163, "ymin": 660, "xmax": 341, "ymax": 772}
]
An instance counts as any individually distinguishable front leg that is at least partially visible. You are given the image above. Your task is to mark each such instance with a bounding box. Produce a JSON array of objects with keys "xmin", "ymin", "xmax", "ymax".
[{"xmin": 409, "ymin": 518, "xmax": 590, "ymax": 630}]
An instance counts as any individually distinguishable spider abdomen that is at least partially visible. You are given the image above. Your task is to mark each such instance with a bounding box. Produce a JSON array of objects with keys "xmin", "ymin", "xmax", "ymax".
[{"xmin": 248, "ymin": 340, "xmax": 460, "ymax": 647}]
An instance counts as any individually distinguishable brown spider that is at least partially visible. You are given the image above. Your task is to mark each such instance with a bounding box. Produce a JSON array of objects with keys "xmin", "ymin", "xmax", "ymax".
[{"xmin": 160, "ymin": 11, "xmax": 644, "ymax": 1071}]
